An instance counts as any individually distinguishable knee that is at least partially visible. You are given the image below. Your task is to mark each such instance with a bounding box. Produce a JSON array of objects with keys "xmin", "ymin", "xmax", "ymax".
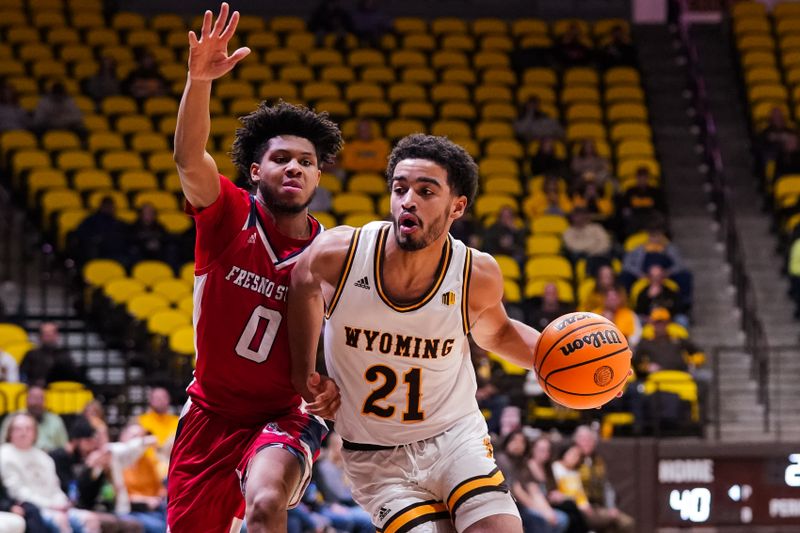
[{"xmin": 247, "ymin": 486, "xmax": 288, "ymax": 525}]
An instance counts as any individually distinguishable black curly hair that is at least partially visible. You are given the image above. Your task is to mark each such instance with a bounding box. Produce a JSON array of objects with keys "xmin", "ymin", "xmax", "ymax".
[
  {"xmin": 231, "ymin": 101, "xmax": 344, "ymax": 177},
  {"xmin": 386, "ymin": 134, "xmax": 479, "ymax": 207}
]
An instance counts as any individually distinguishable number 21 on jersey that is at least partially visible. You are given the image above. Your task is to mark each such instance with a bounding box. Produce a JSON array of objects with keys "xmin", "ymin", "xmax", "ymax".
[{"xmin": 362, "ymin": 364, "xmax": 425, "ymax": 422}]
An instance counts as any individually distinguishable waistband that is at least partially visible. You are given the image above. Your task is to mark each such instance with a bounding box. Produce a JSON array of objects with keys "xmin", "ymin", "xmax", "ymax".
[{"xmin": 341, "ymin": 439, "xmax": 397, "ymax": 451}]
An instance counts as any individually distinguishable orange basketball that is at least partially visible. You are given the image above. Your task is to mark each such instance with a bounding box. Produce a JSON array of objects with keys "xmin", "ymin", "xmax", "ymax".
[{"xmin": 533, "ymin": 312, "xmax": 632, "ymax": 410}]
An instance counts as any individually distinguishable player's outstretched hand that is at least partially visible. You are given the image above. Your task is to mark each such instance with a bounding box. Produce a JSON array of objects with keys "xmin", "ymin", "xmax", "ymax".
[
  {"xmin": 188, "ymin": 2, "xmax": 251, "ymax": 81},
  {"xmin": 306, "ymin": 372, "xmax": 341, "ymax": 420}
]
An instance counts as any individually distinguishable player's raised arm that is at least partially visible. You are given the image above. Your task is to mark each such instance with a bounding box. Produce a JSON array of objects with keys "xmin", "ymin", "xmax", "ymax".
[
  {"xmin": 468, "ymin": 250, "xmax": 541, "ymax": 370},
  {"xmin": 173, "ymin": 2, "xmax": 250, "ymax": 208},
  {"xmin": 288, "ymin": 226, "xmax": 355, "ymax": 414}
]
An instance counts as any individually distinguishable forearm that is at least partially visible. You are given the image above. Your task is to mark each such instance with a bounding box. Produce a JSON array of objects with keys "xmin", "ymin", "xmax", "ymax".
[
  {"xmin": 480, "ymin": 319, "xmax": 540, "ymax": 370},
  {"xmin": 288, "ymin": 278, "xmax": 326, "ymax": 402}
]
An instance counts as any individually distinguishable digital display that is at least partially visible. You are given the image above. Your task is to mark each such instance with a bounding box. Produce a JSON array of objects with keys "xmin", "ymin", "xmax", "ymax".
[{"xmin": 658, "ymin": 454, "xmax": 800, "ymax": 526}]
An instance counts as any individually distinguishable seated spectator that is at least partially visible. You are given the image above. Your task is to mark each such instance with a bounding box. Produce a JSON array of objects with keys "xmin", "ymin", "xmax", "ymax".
[
  {"xmin": 574, "ymin": 426, "xmax": 635, "ymax": 533},
  {"xmin": 514, "ymin": 97, "xmax": 565, "ymax": 144},
  {"xmin": 619, "ymin": 166, "xmax": 665, "ymax": 237},
  {"xmin": 774, "ymin": 132, "xmax": 800, "ymax": 182},
  {"xmin": 621, "ymin": 217, "xmax": 692, "ymax": 306},
  {"xmin": 1, "ymin": 413, "xmax": 101, "ymax": 533},
  {"xmin": 0, "ymin": 348, "xmax": 19, "ymax": 382},
  {"xmin": 599, "ymin": 25, "xmax": 637, "ymax": 68},
  {"xmin": 313, "ymin": 433, "xmax": 374, "ymax": 533},
  {"xmin": 0, "ymin": 478, "xmax": 27, "ymax": 533},
  {"xmin": 482, "ymin": 206, "xmax": 526, "ymax": 264},
  {"xmin": 348, "ymin": 0, "xmax": 391, "ymax": 48},
  {"xmin": 530, "ymin": 138, "xmax": 568, "ymax": 177},
  {"xmin": 449, "ymin": 211, "xmax": 481, "ymax": 248},
  {"xmin": 551, "ymin": 444, "xmax": 593, "ymax": 521},
  {"xmin": 555, "ymin": 22, "xmax": 592, "ymax": 66},
  {"xmin": 789, "ymin": 227, "xmax": 800, "ymax": 319},
  {"xmin": 579, "ymin": 264, "xmax": 620, "ymax": 311},
  {"xmin": 0, "ymin": 385, "xmax": 68, "ymax": 452},
  {"xmin": 563, "ymin": 207, "xmax": 613, "ymax": 272},
  {"xmin": 570, "ymin": 173, "xmax": 614, "ymax": 224},
  {"xmin": 83, "ymin": 56, "xmax": 121, "ymax": 102},
  {"xmin": 757, "ymin": 106, "xmax": 797, "ymax": 168},
  {"xmin": 471, "ymin": 340, "xmax": 512, "ymax": 436},
  {"xmin": 570, "ymin": 140, "xmax": 611, "ymax": 185},
  {"xmin": 593, "ymin": 288, "xmax": 641, "ymax": 347},
  {"xmin": 633, "ymin": 265, "xmax": 684, "ymax": 324},
  {"xmin": 124, "ymin": 49, "xmax": 168, "ymax": 101},
  {"xmin": 308, "ymin": 0, "xmax": 352, "ymax": 49},
  {"xmin": 634, "ymin": 308, "xmax": 705, "ymax": 378},
  {"xmin": 526, "ymin": 282, "xmax": 575, "ymax": 332},
  {"xmin": 20, "ymin": 322, "xmax": 87, "ymax": 387},
  {"xmin": 137, "ymin": 387, "xmax": 178, "ymax": 478},
  {"xmin": 525, "ymin": 175, "xmax": 573, "ymax": 219},
  {"xmin": 32, "ymin": 81, "xmax": 84, "ymax": 134},
  {"xmin": 495, "ymin": 430, "xmax": 570, "ymax": 533},
  {"xmin": 72, "ymin": 196, "xmax": 132, "ymax": 267},
  {"xmin": 340, "ymin": 119, "xmax": 390, "ymax": 174},
  {"xmin": 0, "ymin": 81, "xmax": 32, "ymax": 132},
  {"xmin": 129, "ymin": 203, "xmax": 174, "ymax": 265}
]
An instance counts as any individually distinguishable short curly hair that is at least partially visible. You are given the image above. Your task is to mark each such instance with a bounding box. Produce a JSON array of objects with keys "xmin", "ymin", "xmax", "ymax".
[
  {"xmin": 386, "ymin": 134, "xmax": 479, "ymax": 207},
  {"xmin": 231, "ymin": 101, "xmax": 344, "ymax": 177}
]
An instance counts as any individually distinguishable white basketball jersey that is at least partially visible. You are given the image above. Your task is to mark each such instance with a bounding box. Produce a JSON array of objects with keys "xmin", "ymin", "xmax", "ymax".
[{"xmin": 324, "ymin": 221, "xmax": 480, "ymax": 446}]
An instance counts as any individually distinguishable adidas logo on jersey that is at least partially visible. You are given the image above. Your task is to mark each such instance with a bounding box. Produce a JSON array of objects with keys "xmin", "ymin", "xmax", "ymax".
[
  {"xmin": 376, "ymin": 506, "xmax": 391, "ymax": 522},
  {"xmin": 247, "ymin": 233, "xmax": 257, "ymax": 244},
  {"xmin": 354, "ymin": 276, "xmax": 370, "ymax": 289}
]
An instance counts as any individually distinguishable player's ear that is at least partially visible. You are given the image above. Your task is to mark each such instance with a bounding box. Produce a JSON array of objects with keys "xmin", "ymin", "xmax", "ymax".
[
  {"xmin": 451, "ymin": 195, "xmax": 467, "ymax": 219},
  {"xmin": 249, "ymin": 162, "xmax": 261, "ymax": 185}
]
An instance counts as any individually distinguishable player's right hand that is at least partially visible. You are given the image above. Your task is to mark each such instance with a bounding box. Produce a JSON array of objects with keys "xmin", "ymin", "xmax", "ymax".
[
  {"xmin": 306, "ymin": 372, "xmax": 341, "ymax": 420},
  {"xmin": 187, "ymin": 2, "xmax": 251, "ymax": 82}
]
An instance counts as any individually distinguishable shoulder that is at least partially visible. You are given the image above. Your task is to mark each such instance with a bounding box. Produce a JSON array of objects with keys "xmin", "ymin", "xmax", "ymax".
[
  {"xmin": 467, "ymin": 248, "xmax": 504, "ymax": 303},
  {"xmin": 310, "ymin": 225, "xmax": 359, "ymax": 259}
]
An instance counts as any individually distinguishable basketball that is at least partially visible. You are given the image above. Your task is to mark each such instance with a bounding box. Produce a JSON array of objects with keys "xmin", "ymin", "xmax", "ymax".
[{"xmin": 534, "ymin": 312, "xmax": 632, "ymax": 410}]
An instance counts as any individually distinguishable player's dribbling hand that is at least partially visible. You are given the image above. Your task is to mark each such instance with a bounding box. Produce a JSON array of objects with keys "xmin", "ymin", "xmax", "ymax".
[
  {"xmin": 306, "ymin": 372, "xmax": 341, "ymax": 420},
  {"xmin": 188, "ymin": 2, "xmax": 251, "ymax": 81}
]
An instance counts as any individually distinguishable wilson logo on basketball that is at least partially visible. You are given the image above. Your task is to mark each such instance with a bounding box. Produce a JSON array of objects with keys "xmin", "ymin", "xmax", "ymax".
[
  {"xmin": 552, "ymin": 313, "xmax": 593, "ymax": 331},
  {"xmin": 594, "ymin": 366, "xmax": 614, "ymax": 387},
  {"xmin": 559, "ymin": 329, "xmax": 623, "ymax": 356}
]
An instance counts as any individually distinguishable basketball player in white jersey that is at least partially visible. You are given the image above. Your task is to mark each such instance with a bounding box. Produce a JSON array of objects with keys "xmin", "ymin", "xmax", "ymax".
[{"xmin": 288, "ymin": 134, "xmax": 542, "ymax": 533}]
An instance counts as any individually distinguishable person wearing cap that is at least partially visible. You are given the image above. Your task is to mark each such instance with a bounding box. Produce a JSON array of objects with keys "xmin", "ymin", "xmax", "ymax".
[{"xmin": 634, "ymin": 307, "xmax": 704, "ymax": 377}]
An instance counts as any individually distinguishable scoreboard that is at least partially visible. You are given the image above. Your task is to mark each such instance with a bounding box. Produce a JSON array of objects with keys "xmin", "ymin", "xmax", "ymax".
[{"xmin": 657, "ymin": 453, "xmax": 800, "ymax": 527}]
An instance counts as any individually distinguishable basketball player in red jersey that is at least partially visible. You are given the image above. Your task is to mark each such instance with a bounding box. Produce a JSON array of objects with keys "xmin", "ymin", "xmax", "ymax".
[{"xmin": 167, "ymin": 4, "xmax": 343, "ymax": 532}]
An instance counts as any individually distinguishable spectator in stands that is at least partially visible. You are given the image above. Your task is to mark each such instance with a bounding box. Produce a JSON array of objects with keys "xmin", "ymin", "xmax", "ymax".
[
  {"xmin": 593, "ymin": 288, "xmax": 641, "ymax": 347},
  {"xmin": 340, "ymin": 119, "xmax": 390, "ymax": 174},
  {"xmin": 72, "ymin": 195, "xmax": 132, "ymax": 267},
  {"xmin": 530, "ymin": 138, "xmax": 568, "ymax": 177},
  {"xmin": 633, "ymin": 265, "xmax": 683, "ymax": 323},
  {"xmin": 525, "ymin": 175, "xmax": 572, "ymax": 219},
  {"xmin": 554, "ymin": 22, "xmax": 592, "ymax": 66},
  {"xmin": 137, "ymin": 386, "xmax": 178, "ymax": 478},
  {"xmin": 313, "ymin": 433, "xmax": 374, "ymax": 533},
  {"xmin": 774, "ymin": 132, "xmax": 800, "ymax": 182},
  {"xmin": 32, "ymin": 81, "xmax": 84, "ymax": 135},
  {"xmin": 0, "ymin": 477, "xmax": 28, "ymax": 533},
  {"xmin": 110, "ymin": 424, "xmax": 166, "ymax": 533},
  {"xmin": 471, "ymin": 341, "xmax": 512, "ymax": 436},
  {"xmin": 83, "ymin": 56, "xmax": 121, "ymax": 102},
  {"xmin": 1, "ymin": 413, "xmax": 101, "ymax": 533},
  {"xmin": 756, "ymin": 106, "xmax": 797, "ymax": 168},
  {"xmin": 124, "ymin": 49, "xmax": 168, "ymax": 101},
  {"xmin": 527, "ymin": 282, "xmax": 574, "ymax": 332},
  {"xmin": 128, "ymin": 203, "xmax": 174, "ymax": 266},
  {"xmin": 528, "ymin": 436, "xmax": 589, "ymax": 533},
  {"xmin": 563, "ymin": 206, "xmax": 613, "ymax": 272},
  {"xmin": 308, "ymin": 0, "xmax": 352, "ymax": 49},
  {"xmin": 634, "ymin": 308, "xmax": 703, "ymax": 378},
  {"xmin": 570, "ymin": 140, "xmax": 610, "ymax": 185},
  {"xmin": 551, "ymin": 444, "xmax": 593, "ymax": 523},
  {"xmin": 789, "ymin": 226, "xmax": 800, "ymax": 319},
  {"xmin": 514, "ymin": 97, "xmax": 565, "ymax": 144},
  {"xmin": 571, "ymin": 173, "xmax": 614, "ymax": 224},
  {"xmin": 621, "ymin": 217, "xmax": 692, "ymax": 307},
  {"xmin": 0, "ymin": 81, "xmax": 32, "ymax": 132},
  {"xmin": 449, "ymin": 211, "xmax": 481, "ymax": 248},
  {"xmin": 0, "ymin": 386, "xmax": 68, "ymax": 452},
  {"xmin": 598, "ymin": 25, "xmax": 637, "ymax": 68},
  {"xmin": 20, "ymin": 322, "xmax": 86, "ymax": 387},
  {"xmin": 495, "ymin": 430, "xmax": 570, "ymax": 533},
  {"xmin": 574, "ymin": 426, "xmax": 635, "ymax": 533},
  {"xmin": 348, "ymin": 0, "xmax": 391, "ymax": 48},
  {"xmin": 579, "ymin": 264, "xmax": 620, "ymax": 311},
  {"xmin": 0, "ymin": 348, "xmax": 19, "ymax": 382},
  {"xmin": 482, "ymin": 206, "xmax": 526, "ymax": 264},
  {"xmin": 618, "ymin": 166, "xmax": 665, "ymax": 237}
]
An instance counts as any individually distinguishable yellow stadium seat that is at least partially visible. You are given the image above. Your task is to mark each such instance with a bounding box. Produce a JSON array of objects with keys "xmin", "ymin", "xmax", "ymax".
[
  {"xmin": 132, "ymin": 260, "xmax": 174, "ymax": 288},
  {"xmin": 745, "ymin": 66, "xmax": 781, "ymax": 86},
  {"xmin": 774, "ymin": 175, "xmax": 800, "ymax": 204},
  {"xmin": 431, "ymin": 119, "xmax": 471, "ymax": 138},
  {"xmin": 475, "ymin": 122, "xmax": 515, "ymax": 141},
  {"xmin": 610, "ymin": 122, "xmax": 652, "ymax": 141},
  {"xmin": 484, "ymin": 139, "xmax": 524, "ymax": 159},
  {"xmin": 332, "ymin": 193, "xmax": 375, "ymax": 215},
  {"xmin": 400, "ymin": 68, "xmax": 435, "ymax": 86},
  {"xmin": 3, "ymin": 342, "xmax": 34, "ymax": 365},
  {"xmin": 473, "ymin": 18, "xmax": 508, "ymax": 36},
  {"xmin": 177, "ymin": 295, "xmax": 194, "ymax": 318},
  {"xmin": 11, "ymin": 150, "xmax": 51, "ymax": 186},
  {"xmin": 101, "ymin": 95, "xmax": 138, "ymax": 117},
  {"xmin": 0, "ymin": 324, "xmax": 28, "ymax": 349},
  {"xmin": 150, "ymin": 279, "xmax": 191, "ymax": 305},
  {"xmin": 643, "ymin": 370, "xmax": 698, "ymax": 420},
  {"xmin": 0, "ymin": 382, "xmax": 28, "ymax": 415},
  {"xmin": 102, "ymin": 278, "xmax": 146, "ymax": 305},
  {"xmin": 54, "ymin": 150, "xmax": 94, "ymax": 174},
  {"xmin": 774, "ymin": 1, "xmax": 800, "ymax": 19},
  {"xmin": 71, "ymin": 169, "xmax": 112, "ymax": 193},
  {"xmin": 385, "ymin": 119, "xmax": 426, "ymax": 140},
  {"xmin": 311, "ymin": 211, "xmax": 337, "ymax": 230},
  {"xmin": 147, "ymin": 309, "xmax": 191, "ymax": 337},
  {"xmin": 517, "ymin": 85, "xmax": 558, "ymax": 106},
  {"xmin": 56, "ymin": 209, "xmax": 88, "ymax": 249},
  {"xmin": 127, "ymin": 293, "xmax": 171, "ymax": 321},
  {"xmin": 388, "ymin": 83, "xmax": 427, "ymax": 103},
  {"xmin": 474, "ymin": 85, "xmax": 513, "ymax": 105},
  {"xmin": 442, "ymin": 34, "xmax": 476, "ymax": 52},
  {"xmin": 494, "ymin": 254, "xmax": 521, "ymax": 280},
  {"xmin": 439, "ymin": 102, "xmax": 478, "ymax": 121},
  {"xmin": 617, "ymin": 140, "xmax": 655, "ymax": 160},
  {"xmin": 112, "ymin": 11, "xmax": 145, "ymax": 30},
  {"xmin": 177, "ymin": 263, "xmax": 194, "ymax": 286},
  {"xmin": 355, "ymin": 101, "xmax": 392, "ymax": 119},
  {"xmin": 526, "ymin": 234, "xmax": 562, "ymax": 256},
  {"xmin": 41, "ymin": 131, "xmax": 81, "ymax": 152},
  {"xmin": 6, "ymin": 27, "xmax": 40, "ymax": 46},
  {"xmin": 348, "ymin": 49, "xmax": 385, "ymax": 68},
  {"xmin": 84, "ymin": 259, "xmax": 127, "ymax": 288},
  {"xmin": 566, "ymin": 103, "xmax": 603, "ymax": 123},
  {"xmin": 100, "ymin": 151, "xmax": 145, "ymax": 173},
  {"xmin": 390, "ymin": 50, "xmax": 428, "ymax": 69},
  {"xmin": 40, "ymin": 189, "xmax": 82, "ymax": 230},
  {"xmin": 46, "ymin": 383, "xmax": 94, "ymax": 415},
  {"xmin": 737, "ymin": 34, "xmax": 774, "ymax": 53},
  {"xmin": 503, "ymin": 279, "xmax": 522, "ymax": 303},
  {"xmin": 511, "ymin": 18, "xmax": 548, "ymax": 37},
  {"xmin": 431, "ymin": 17, "xmax": 468, "ymax": 35},
  {"xmin": 566, "ymin": 122, "xmax": 607, "ymax": 142},
  {"xmin": 169, "ymin": 325, "xmax": 196, "ymax": 357},
  {"xmin": 345, "ymin": 82, "xmax": 384, "ymax": 102},
  {"xmin": 360, "ymin": 66, "xmax": 396, "ymax": 84},
  {"xmin": 473, "ymin": 193, "xmax": 518, "ymax": 220},
  {"xmin": 342, "ymin": 212, "xmax": 381, "ymax": 227},
  {"xmin": 301, "ymin": 82, "xmax": 341, "ymax": 103},
  {"xmin": 347, "ymin": 173, "xmax": 386, "ymax": 195},
  {"xmin": 607, "ymin": 103, "xmax": 649, "ymax": 123},
  {"xmin": 482, "ymin": 68, "xmax": 517, "ymax": 86},
  {"xmin": 482, "ymin": 176, "xmax": 523, "ymax": 195},
  {"xmin": 562, "ymin": 86, "xmax": 601, "ymax": 106},
  {"xmin": 743, "ymin": 50, "xmax": 777, "ymax": 70},
  {"xmin": 618, "ymin": 158, "xmax": 660, "ymax": 179},
  {"xmin": 1, "ymin": 130, "xmax": 38, "ymax": 163},
  {"xmin": 604, "ymin": 67, "xmax": 641, "ymax": 87},
  {"xmin": 155, "ymin": 210, "xmax": 191, "ymax": 235},
  {"xmin": 269, "ymin": 15, "xmax": 306, "ymax": 32},
  {"xmin": 530, "ymin": 214, "xmax": 569, "ymax": 235},
  {"xmin": 86, "ymin": 190, "xmax": 128, "ymax": 213},
  {"xmin": 525, "ymin": 255, "xmax": 573, "ymax": 281},
  {"xmin": 440, "ymin": 67, "xmax": 478, "ymax": 85},
  {"xmin": 564, "ymin": 67, "xmax": 599, "ymax": 87},
  {"xmin": 733, "ymin": 17, "xmax": 770, "ymax": 37},
  {"xmin": 150, "ymin": 13, "xmax": 184, "ymax": 31},
  {"xmin": 481, "ymin": 102, "xmax": 517, "ymax": 121},
  {"xmin": 27, "ymin": 169, "xmax": 67, "ymax": 208},
  {"xmin": 284, "ymin": 32, "xmax": 315, "ymax": 51},
  {"xmin": 480, "ymin": 35, "xmax": 514, "ymax": 52},
  {"xmin": 279, "ymin": 65, "xmax": 313, "ymax": 84},
  {"xmin": 320, "ymin": 65, "xmax": 355, "ymax": 84},
  {"xmin": 478, "ymin": 157, "xmax": 519, "ymax": 178},
  {"xmin": 605, "ymin": 86, "xmax": 645, "ymax": 104},
  {"xmin": 397, "ymin": 101, "xmax": 435, "ymax": 120},
  {"xmin": 524, "ymin": 278, "xmax": 575, "ymax": 303}
]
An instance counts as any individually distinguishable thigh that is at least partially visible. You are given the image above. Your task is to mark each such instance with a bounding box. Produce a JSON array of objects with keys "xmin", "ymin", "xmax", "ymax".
[{"xmin": 167, "ymin": 404, "xmax": 257, "ymax": 532}]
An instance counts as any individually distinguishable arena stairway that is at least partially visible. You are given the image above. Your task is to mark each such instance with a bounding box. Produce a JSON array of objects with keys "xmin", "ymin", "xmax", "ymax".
[{"xmin": 691, "ymin": 22, "xmax": 800, "ymax": 442}]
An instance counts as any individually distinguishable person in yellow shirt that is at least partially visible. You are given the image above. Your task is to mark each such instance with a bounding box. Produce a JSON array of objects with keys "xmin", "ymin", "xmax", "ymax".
[
  {"xmin": 340, "ymin": 119, "xmax": 390, "ymax": 173},
  {"xmin": 592, "ymin": 287, "xmax": 641, "ymax": 347},
  {"xmin": 137, "ymin": 387, "xmax": 178, "ymax": 479}
]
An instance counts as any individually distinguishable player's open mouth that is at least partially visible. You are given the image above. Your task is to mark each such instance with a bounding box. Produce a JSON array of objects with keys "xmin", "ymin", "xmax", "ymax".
[
  {"xmin": 398, "ymin": 213, "xmax": 420, "ymax": 234},
  {"xmin": 282, "ymin": 179, "xmax": 303, "ymax": 193}
]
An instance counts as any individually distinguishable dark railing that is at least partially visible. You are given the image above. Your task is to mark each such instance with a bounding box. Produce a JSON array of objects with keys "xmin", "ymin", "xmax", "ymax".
[{"xmin": 677, "ymin": 1, "xmax": 772, "ymax": 432}]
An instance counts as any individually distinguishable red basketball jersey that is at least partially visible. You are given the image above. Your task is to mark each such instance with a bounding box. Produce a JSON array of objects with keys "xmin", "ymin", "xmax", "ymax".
[{"xmin": 185, "ymin": 176, "xmax": 321, "ymax": 424}]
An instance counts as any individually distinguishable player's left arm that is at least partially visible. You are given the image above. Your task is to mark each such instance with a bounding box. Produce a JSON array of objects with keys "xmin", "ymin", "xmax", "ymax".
[{"xmin": 468, "ymin": 250, "xmax": 540, "ymax": 370}]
